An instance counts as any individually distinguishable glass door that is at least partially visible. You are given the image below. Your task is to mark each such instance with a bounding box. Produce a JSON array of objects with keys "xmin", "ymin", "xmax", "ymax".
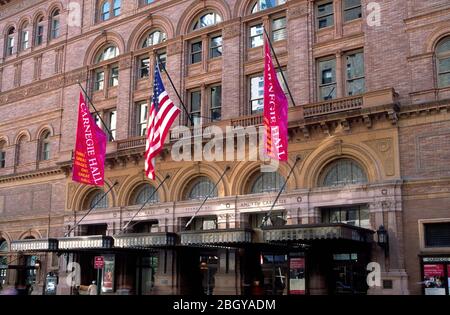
[{"xmin": 261, "ymin": 253, "xmax": 288, "ymax": 295}]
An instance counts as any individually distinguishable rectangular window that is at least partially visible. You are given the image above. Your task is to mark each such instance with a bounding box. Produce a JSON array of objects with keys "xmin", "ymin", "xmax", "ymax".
[
  {"xmin": 22, "ymin": 31, "xmax": 29, "ymax": 50},
  {"xmin": 110, "ymin": 66, "xmax": 119, "ymax": 87},
  {"xmin": 94, "ymin": 70, "xmax": 104, "ymax": 91},
  {"xmin": 106, "ymin": 109, "xmax": 117, "ymax": 141},
  {"xmin": 343, "ymin": 0, "xmax": 362, "ymax": 22},
  {"xmin": 7, "ymin": 36, "xmax": 14, "ymax": 55},
  {"xmin": 186, "ymin": 216, "xmax": 218, "ymax": 231},
  {"xmin": 113, "ymin": 0, "xmax": 121, "ymax": 16},
  {"xmin": 272, "ymin": 17, "xmax": 287, "ymax": 42},
  {"xmin": 136, "ymin": 102, "xmax": 148, "ymax": 136},
  {"xmin": 210, "ymin": 36, "xmax": 223, "ymax": 59},
  {"xmin": 191, "ymin": 41, "xmax": 202, "ymax": 64},
  {"xmin": 250, "ymin": 24, "xmax": 263, "ymax": 48},
  {"xmin": 42, "ymin": 142, "xmax": 50, "ymax": 161},
  {"xmin": 438, "ymin": 57, "xmax": 450, "ymax": 88},
  {"xmin": 249, "ymin": 75, "xmax": 264, "ymax": 114},
  {"xmin": 190, "ymin": 90, "xmax": 202, "ymax": 126},
  {"xmin": 317, "ymin": 1, "xmax": 334, "ymax": 29},
  {"xmin": 210, "ymin": 85, "xmax": 222, "ymax": 121},
  {"xmin": 139, "ymin": 57, "xmax": 150, "ymax": 79},
  {"xmin": 0, "ymin": 152, "xmax": 5, "ymax": 168},
  {"xmin": 346, "ymin": 51, "xmax": 365, "ymax": 96},
  {"xmin": 318, "ymin": 58, "xmax": 336, "ymax": 100},
  {"xmin": 52, "ymin": 18, "xmax": 60, "ymax": 39},
  {"xmin": 321, "ymin": 205, "xmax": 370, "ymax": 228},
  {"xmin": 156, "ymin": 51, "xmax": 167, "ymax": 69},
  {"xmin": 36, "ymin": 25, "xmax": 44, "ymax": 45},
  {"xmin": 425, "ymin": 223, "xmax": 450, "ymax": 248}
]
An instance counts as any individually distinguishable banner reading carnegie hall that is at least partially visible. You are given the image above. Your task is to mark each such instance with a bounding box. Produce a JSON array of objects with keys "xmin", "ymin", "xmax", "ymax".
[{"xmin": 72, "ymin": 92, "xmax": 107, "ymax": 186}]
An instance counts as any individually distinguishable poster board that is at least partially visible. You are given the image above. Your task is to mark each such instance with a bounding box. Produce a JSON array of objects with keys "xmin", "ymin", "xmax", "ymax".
[{"xmin": 289, "ymin": 257, "xmax": 305, "ymax": 295}]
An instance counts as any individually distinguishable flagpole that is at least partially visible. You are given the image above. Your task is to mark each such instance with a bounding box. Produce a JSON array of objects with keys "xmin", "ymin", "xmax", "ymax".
[
  {"xmin": 260, "ymin": 156, "xmax": 301, "ymax": 228},
  {"xmin": 118, "ymin": 175, "xmax": 170, "ymax": 234},
  {"xmin": 64, "ymin": 181, "xmax": 118, "ymax": 237},
  {"xmin": 77, "ymin": 81, "xmax": 115, "ymax": 141},
  {"xmin": 155, "ymin": 53, "xmax": 195, "ymax": 126},
  {"xmin": 263, "ymin": 27, "xmax": 297, "ymax": 107},
  {"xmin": 186, "ymin": 166, "xmax": 230, "ymax": 228}
]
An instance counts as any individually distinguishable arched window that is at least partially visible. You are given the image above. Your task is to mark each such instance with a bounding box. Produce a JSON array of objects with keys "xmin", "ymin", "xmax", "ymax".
[
  {"xmin": 16, "ymin": 135, "xmax": 27, "ymax": 165},
  {"xmin": 185, "ymin": 176, "xmax": 218, "ymax": 200},
  {"xmin": 20, "ymin": 21, "xmax": 30, "ymax": 51},
  {"xmin": 6, "ymin": 27, "xmax": 15, "ymax": 56},
  {"xmin": 95, "ymin": 45, "xmax": 119, "ymax": 63},
  {"xmin": 191, "ymin": 11, "xmax": 222, "ymax": 31},
  {"xmin": 35, "ymin": 15, "xmax": 45, "ymax": 46},
  {"xmin": 0, "ymin": 239, "xmax": 8, "ymax": 285},
  {"xmin": 87, "ymin": 190, "xmax": 109, "ymax": 209},
  {"xmin": 141, "ymin": 30, "xmax": 167, "ymax": 48},
  {"xmin": 39, "ymin": 131, "xmax": 51, "ymax": 161},
  {"xmin": 101, "ymin": 1, "xmax": 111, "ymax": 21},
  {"xmin": 50, "ymin": 9, "xmax": 60, "ymax": 39},
  {"xmin": 250, "ymin": 171, "xmax": 285, "ymax": 194},
  {"xmin": 436, "ymin": 36, "xmax": 450, "ymax": 88},
  {"xmin": 113, "ymin": 0, "xmax": 121, "ymax": 17},
  {"xmin": 132, "ymin": 184, "xmax": 159, "ymax": 205},
  {"xmin": 321, "ymin": 159, "xmax": 368, "ymax": 187},
  {"xmin": 251, "ymin": 0, "xmax": 286, "ymax": 14},
  {"xmin": 0, "ymin": 141, "xmax": 6, "ymax": 169}
]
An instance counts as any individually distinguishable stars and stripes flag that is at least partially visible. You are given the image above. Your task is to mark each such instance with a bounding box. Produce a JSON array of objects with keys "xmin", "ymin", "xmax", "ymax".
[{"xmin": 145, "ymin": 62, "xmax": 180, "ymax": 180}]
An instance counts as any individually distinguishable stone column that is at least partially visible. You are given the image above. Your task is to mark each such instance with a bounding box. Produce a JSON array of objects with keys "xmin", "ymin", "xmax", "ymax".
[{"xmin": 153, "ymin": 249, "xmax": 177, "ymax": 295}]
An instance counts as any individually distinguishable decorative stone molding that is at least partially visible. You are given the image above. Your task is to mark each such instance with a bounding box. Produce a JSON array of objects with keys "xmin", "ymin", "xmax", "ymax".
[
  {"xmin": 0, "ymin": 168, "xmax": 63, "ymax": 184},
  {"xmin": 364, "ymin": 138, "xmax": 395, "ymax": 176}
]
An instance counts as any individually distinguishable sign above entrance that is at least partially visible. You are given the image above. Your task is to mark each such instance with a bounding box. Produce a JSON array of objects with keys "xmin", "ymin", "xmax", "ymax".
[{"xmin": 94, "ymin": 256, "xmax": 104, "ymax": 269}]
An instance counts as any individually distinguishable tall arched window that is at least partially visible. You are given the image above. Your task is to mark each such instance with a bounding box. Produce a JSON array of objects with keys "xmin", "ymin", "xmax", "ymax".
[
  {"xmin": 0, "ymin": 141, "xmax": 6, "ymax": 169},
  {"xmin": 436, "ymin": 36, "xmax": 450, "ymax": 88},
  {"xmin": 16, "ymin": 135, "xmax": 27, "ymax": 166},
  {"xmin": 0, "ymin": 239, "xmax": 8, "ymax": 286},
  {"xmin": 185, "ymin": 176, "xmax": 218, "ymax": 200},
  {"xmin": 113, "ymin": 0, "xmax": 121, "ymax": 17},
  {"xmin": 250, "ymin": 171, "xmax": 285, "ymax": 194},
  {"xmin": 50, "ymin": 9, "xmax": 60, "ymax": 39},
  {"xmin": 6, "ymin": 27, "xmax": 15, "ymax": 56},
  {"xmin": 34, "ymin": 15, "xmax": 45, "ymax": 46},
  {"xmin": 141, "ymin": 30, "xmax": 167, "ymax": 48},
  {"xmin": 320, "ymin": 159, "xmax": 368, "ymax": 187},
  {"xmin": 101, "ymin": 1, "xmax": 111, "ymax": 21},
  {"xmin": 39, "ymin": 131, "xmax": 51, "ymax": 161},
  {"xmin": 251, "ymin": 0, "xmax": 286, "ymax": 14},
  {"xmin": 132, "ymin": 184, "xmax": 159, "ymax": 205},
  {"xmin": 88, "ymin": 190, "xmax": 109, "ymax": 209},
  {"xmin": 19, "ymin": 21, "xmax": 30, "ymax": 51},
  {"xmin": 92, "ymin": 45, "xmax": 119, "ymax": 92},
  {"xmin": 191, "ymin": 12, "xmax": 222, "ymax": 31}
]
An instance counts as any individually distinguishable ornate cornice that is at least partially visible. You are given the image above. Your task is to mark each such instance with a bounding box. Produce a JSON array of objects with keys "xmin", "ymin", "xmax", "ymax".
[
  {"xmin": 0, "ymin": 167, "xmax": 64, "ymax": 184},
  {"xmin": 0, "ymin": 67, "xmax": 87, "ymax": 106}
]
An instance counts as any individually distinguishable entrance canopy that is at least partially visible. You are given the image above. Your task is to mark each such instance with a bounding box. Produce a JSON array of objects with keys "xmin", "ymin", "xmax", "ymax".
[
  {"xmin": 114, "ymin": 232, "xmax": 176, "ymax": 248},
  {"xmin": 180, "ymin": 228, "xmax": 253, "ymax": 246},
  {"xmin": 262, "ymin": 223, "xmax": 374, "ymax": 243},
  {"xmin": 10, "ymin": 238, "xmax": 58, "ymax": 252}
]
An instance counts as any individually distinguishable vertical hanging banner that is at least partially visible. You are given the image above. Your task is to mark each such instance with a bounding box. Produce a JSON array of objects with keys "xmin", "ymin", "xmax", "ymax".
[
  {"xmin": 72, "ymin": 92, "xmax": 107, "ymax": 186},
  {"xmin": 263, "ymin": 37, "xmax": 288, "ymax": 161}
]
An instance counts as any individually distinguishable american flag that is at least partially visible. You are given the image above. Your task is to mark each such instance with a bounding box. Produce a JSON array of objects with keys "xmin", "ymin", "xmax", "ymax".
[{"xmin": 145, "ymin": 62, "xmax": 180, "ymax": 180}]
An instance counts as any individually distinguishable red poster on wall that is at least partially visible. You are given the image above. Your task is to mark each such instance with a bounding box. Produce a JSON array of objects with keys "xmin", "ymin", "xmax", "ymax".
[
  {"xmin": 289, "ymin": 257, "xmax": 305, "ymax": 295},
  {"xmin": 424, "ymin": 264, "xmax": 446, "ymax": 295}
]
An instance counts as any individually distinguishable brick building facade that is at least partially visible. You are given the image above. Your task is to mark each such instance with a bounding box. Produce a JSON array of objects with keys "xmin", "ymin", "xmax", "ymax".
[{"xmin": 0, "ymin": 0, "xmax": 449, "ymax": 295}]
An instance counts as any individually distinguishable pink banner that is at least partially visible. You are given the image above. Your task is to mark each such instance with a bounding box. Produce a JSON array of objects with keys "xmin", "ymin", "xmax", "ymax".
[
  {"xmin": 264, "ymin": 37, "xmax": 288, "ymax": 161},
  {"xmin": 72, "ymin": 92, "xmax": 107, "ymax": 186}
]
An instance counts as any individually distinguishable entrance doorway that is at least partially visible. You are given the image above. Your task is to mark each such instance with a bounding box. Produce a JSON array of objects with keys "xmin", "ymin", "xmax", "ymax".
[{"xmin": 331, "ymin": 253, "xmax": 368, "ymax": 295}]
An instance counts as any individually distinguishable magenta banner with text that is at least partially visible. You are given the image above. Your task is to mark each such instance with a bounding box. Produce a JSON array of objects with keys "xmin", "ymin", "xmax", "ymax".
[
  {"xmin": 72, "ymin": 92, "xmax": 107, "ymax": 186},
  {"xmin": 263, "ymin": 37, "xmax": 288, "ymax": 161}
]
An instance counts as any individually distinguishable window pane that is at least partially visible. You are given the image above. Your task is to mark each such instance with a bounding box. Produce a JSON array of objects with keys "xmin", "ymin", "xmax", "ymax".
[
  {"xmin": 436, "ymin": 38, "xmax": 450, "ymax": 54},
  {"xmin": 188, "ymin": 177, "xmax": 217, "ymax": 200},
  {"xmin": 191, "ymin": 91, "xmax": 201, "ymax": 112},
  {"xmin": 344, "ymin": 0, "xmax": 361, "ymax": 9},
  {"xmin": 95, "ymin": 71, "xmax": 104, "ymax": 90},
  {"xmin": 272, "ymin": 17, "xmax": 287, "ymax": 42},
  {"xmin": 438, "ymin": 73, "xmax": 450, "ymax": 88},
  {"xmin": 250, "ymin": 75, "xmax": 264, "ymax": 113},
  {"xmin": 250, "ymin": 24, "xmax": 264, "ymax": 48},
  {"xmin": 140, "ymin": 57, "xmax": 150, "ymax": 78},
  {"xmin": 110, "ymin": 67, "xmax": 119, "ymax": 86},
  {"xmin": 90, "ymin": 191, "xmax": 108, "ymax": 209},
  {"xmin": 210, "ymin": 86, "xmax": 221, "ymax": 121},
  {"xmin": 113, "ymin": 0, "xmax": 121, "ymax": 16},
  {"xmin": 346, "ymin": 52, "xmax": 364, "ymax": 79},
  {"xmin": 135, "ymin": 185, "xmax": 158, "ymax": 205},
  {"xmin": 318, "ymin": 2, "xmax": 333, "ymax": 16},
  {"xmin": 347, "ymin": 78, "xmax": 365, "ymax": 96},
  {"xmin": 322, "ymin": 159, "xmax": 368, "ymax": 186},
  {"xmin": 438, "ymin": 57, "xmax": 450, "ymax": 73},
  {"xmin": 251, "ymin": 172, "xmax": 285, "ymax": 194},
  {"xmin": 210, "ymin": 36, "xmax": 222, "ymax": 58},
  {"xmin": 319, "ymin": 59, "xmax": 336, "ymax": 84},
  {"xmin": 108, "ymin": 110, "xmax": 117, "ymax": 141},
  {"xmin": 102, "ymin": 2, "xmax": 110, "ymax": 20},
  {"xmin": 344, "ymin": 7, "xmax": 362, "ymax": 21},
  {"xmin": 137, "ymin": 102, "xmax": 148, "ymax": 136},
  {"xmin": 191, "ymin": 42, "xmax": 202, "ymax": 64},
  {"xmin": 425, "ymin": 223, "xmax": 450, "ymax": 247}
]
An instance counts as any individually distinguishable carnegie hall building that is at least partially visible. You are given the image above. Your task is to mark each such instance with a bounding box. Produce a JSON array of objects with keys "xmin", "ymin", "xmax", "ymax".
[{"xmin": 0, "ymin": 0, "xmax": 449, "ymax": 296}]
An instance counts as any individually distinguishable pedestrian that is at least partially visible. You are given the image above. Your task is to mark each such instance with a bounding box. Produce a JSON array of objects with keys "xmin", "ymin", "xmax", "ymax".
[{"xmin": 87, "ymin": 281, "xmax": 98, "ymax": 295}]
